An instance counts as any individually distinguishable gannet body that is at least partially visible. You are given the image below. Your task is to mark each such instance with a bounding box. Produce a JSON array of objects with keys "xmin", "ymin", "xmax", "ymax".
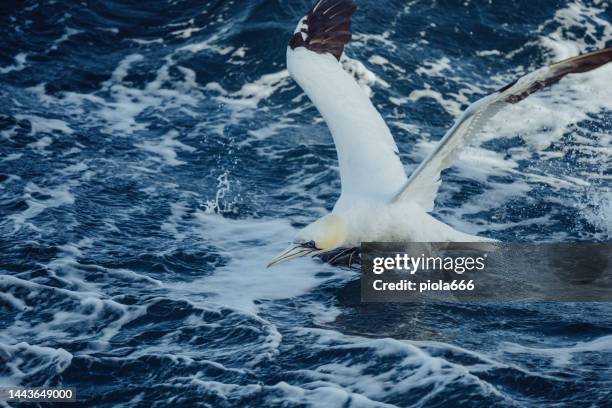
[{"xmin": 268, "ymin": 0, "xmax": 612, "ymax": 267}]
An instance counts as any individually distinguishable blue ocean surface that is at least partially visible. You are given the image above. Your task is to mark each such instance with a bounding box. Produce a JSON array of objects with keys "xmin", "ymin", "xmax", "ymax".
[{"xmin": 1, "ymin": 0, "xmax": 611, "ymax": 406}]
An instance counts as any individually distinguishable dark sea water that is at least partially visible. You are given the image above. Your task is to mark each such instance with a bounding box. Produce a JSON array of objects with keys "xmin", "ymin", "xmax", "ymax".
[{"xmin": 1, "ymin": 0, "xmax": 612, "ymax": 407}]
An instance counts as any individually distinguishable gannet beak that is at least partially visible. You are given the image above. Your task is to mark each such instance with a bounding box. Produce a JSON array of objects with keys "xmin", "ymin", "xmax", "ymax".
[{"xmin": 267, "ymin": 243, "xmax": 321, "ymax": 268}]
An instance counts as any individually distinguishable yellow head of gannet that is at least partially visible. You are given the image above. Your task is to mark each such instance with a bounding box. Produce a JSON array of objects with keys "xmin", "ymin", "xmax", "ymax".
[{"xmin": 267, "ymin": 214, "xmax": 347, "ymax": 267}]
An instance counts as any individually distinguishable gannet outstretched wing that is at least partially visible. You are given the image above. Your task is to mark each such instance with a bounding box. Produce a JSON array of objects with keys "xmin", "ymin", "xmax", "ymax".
[
  {"xmin": 393, "ymin": 48, "xmax": 612, "ymax": 211},
  {"xmin": 287, "ymin": 0, "xmax": 612, "ymax": 211},
  {"xmin": 286, "ymin": 0, "xmax": 408, "ymax": 201}
]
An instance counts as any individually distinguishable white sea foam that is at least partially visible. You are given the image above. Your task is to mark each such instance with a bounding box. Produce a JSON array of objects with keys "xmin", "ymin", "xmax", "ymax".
[
  {"xmin": 537, "ymin": 0, "xmax": 612, "ymax": 61},
  {"xmin": 23, "ymin": 50, "xmax": 202, "ymax": 137},
  {"xmin": 352, "ymin": 32, "xmax": 397, "ymax": 52},
  {"xmin": 231, "ymin": 47, "xmax": 247, "ymax": 59},
  {"xmin": 476, "ymin": 50, "xmax": 502, "ymax": 57},
  {"xmin": 59, "ymin": 162, "xmax": 88, "ymax": 175},
  {"xmin": 215, "ymin": 70, "xmax": 290, "ymax": 112},
  {"xmin": 176, "ymin": 25, "xmax": 234, "ymax": 55},
  {"xmin": 1, "ymin": 153, "xmax": 22, "ymax": 161},
  {"xmin": 502, "ymin": 334, "xmax": 612, "ymax": 366},
  {"xmin": 229, "ymin": 46, "xmax": 248, "ymax": 65},
  {"xmin": 286, "ymin": 327, "xmax": 518, "ymax": 406},
  {"xmin": 171, "ymin": 19, "xmax": 204, "ymax": 39},
  {"xmin": 7, "ymin": 182, "xmax": 76, "ymax": 232},
  {"xmin": 245, "ymin": 121, "xmax": 295, "ymax": 144},
  {"xmin": 161, "ymin": 202, "xmax": 190, "ymax": 241},
  {"xmin": 0, "ymin": 292, "xmax": 29, "ymax": 312},
  {"xmin": 183, "ymin": 212, "xmax": 352, "ymax": 314},
  {"xmin": 15, "ymin": 114, "xmax": 74, "ymax": 135},
  {"xmin": 416, "ymin": 57, "xmax": 452, "ymax": 77},
  {"xmin": 267, "ymin": 381, "xmax": 392, "ymax": 407},
  {"xmin": 130, "ymin": 38, "xmax": 164, "ymax": 45},
  {"xmin": 368, "ymin": 55, "xmax": 406, "ymax": 74},
  {"xmin": 0, "ymin": 253, "xmax": 150, "ymax": 351},
  {"xmin": 0, "ymin": 52, "xmax": 28, "ymax": 74},
  {"xmin": 0, "ymin": 342, "xmax": 72, "ymax": 387},
  {"xmin": 408, "ymin": 87, "xmax": 463, "ymax": 116},
  {"xmin": 50, "ymin": 27, "xmax": 81, "ymax": 51},
  {"xmin": 135, "ymin": 130, "xmax": 196, "ymax": 166}
]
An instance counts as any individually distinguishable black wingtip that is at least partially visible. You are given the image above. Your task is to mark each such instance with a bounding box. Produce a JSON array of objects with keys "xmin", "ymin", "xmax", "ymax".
[
  {"xmin": 550, "ymin": 47, "xmax": 612, "ymax": 75},
  {"xmin": 289, "ymin": 0, "xmax": 357, "ymax": 61},
  {"xmin": 500, "ymin": 47, "xmax": 612, "ymax": 104}
]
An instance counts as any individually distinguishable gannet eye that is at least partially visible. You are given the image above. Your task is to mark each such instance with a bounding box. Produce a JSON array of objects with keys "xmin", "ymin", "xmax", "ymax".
[{"xmin": 295, "ymin": 240, "xmax": 318, "ymax": 249}]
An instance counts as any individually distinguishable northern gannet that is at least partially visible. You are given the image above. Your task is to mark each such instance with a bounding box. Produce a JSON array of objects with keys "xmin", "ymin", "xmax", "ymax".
[{"xmin": 268, "ymin": 0, "xmax": 612, "ymax": 267}]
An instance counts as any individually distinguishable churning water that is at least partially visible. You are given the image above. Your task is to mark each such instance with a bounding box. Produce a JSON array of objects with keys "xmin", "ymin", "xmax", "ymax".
[{"xmin": 1, "ymin": 0, "xmax": 611, "ymax": 406}]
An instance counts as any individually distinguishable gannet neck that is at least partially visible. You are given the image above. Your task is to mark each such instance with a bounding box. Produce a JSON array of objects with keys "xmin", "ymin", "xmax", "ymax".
[{"xmin": 297, "ymin": 214, "xmax": 347, "ymax": 251}]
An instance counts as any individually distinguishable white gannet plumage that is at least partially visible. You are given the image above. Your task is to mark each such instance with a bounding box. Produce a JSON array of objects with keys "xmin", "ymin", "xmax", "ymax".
[{"xmin": 268, "ymin": 0, "xmax": 612, "ymax": 267}]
